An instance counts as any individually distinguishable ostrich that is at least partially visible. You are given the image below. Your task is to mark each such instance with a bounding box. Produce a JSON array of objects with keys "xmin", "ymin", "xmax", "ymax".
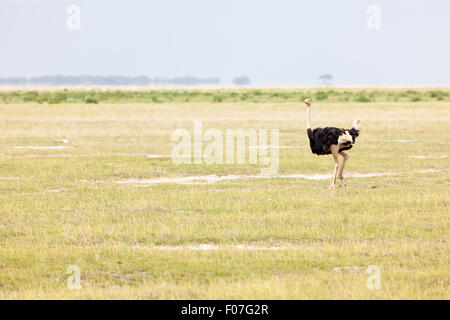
[{"xmin": 304, "ymin": 98, "xmax": 361, "ymax": 189}]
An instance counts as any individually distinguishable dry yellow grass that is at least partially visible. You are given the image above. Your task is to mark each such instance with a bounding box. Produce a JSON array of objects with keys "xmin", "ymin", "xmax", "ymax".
[{"xmin": 0, "ymin": 96, "xmax": 448, "ymax": 299}]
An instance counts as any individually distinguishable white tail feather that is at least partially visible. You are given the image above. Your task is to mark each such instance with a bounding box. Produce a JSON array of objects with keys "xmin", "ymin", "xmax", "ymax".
[{"xmin": 352, "ymin": 118, "xmax": 361, "ymax": 131}]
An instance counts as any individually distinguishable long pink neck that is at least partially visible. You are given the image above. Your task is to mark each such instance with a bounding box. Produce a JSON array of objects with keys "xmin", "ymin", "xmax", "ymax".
[{"xmin": 306, "ymin": 106, "xmax": 311, "ymax": 129}]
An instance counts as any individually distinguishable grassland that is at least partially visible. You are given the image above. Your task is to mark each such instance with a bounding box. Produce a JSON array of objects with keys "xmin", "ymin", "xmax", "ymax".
[
  {"xmin": 0, "ymin": 88, "xmax": 449, "ymax": 299},
  {"xmin": 0, "ymin": 87, "xmax": 449, "ymax": 104}
]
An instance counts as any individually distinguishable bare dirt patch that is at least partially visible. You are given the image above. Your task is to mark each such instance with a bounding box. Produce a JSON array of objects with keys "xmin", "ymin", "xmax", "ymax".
[
  {"xmin": 409, "ymin": 155, "xmax": 447, "ymax": 159},
  {"xmin": 15, "ymin": 146, "xmax": 68, "ymax": 150},
  {"xmin": 116, "ymin": 172, "xmax": 392, "ymax": 186}
]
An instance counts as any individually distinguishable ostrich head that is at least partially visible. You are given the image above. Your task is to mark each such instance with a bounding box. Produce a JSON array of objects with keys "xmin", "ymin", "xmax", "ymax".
[
  {"xmin": 304, "ymin": 98, "xmax": 312, "ymax": 107},
  {"xmin": 352, "ymin": 118, "xmax": 361, "ymax": 132}
]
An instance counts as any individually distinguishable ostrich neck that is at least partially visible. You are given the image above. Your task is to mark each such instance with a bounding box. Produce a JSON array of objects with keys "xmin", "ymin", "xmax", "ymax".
[{"xmin": 306, "ymin": 107, "xmax": 311, "ymax": 129}]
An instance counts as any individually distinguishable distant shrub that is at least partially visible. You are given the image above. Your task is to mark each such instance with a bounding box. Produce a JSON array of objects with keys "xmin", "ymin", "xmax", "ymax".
[
  {"xmin": 34, "ymin": 92, "xmax": 51, "ymax": 103},
  {"xmin": 429, "ymin": 90, "xmax": 447, "ymax": 100},
  {"xmin": 410, "ymin": 96, "xmax": 422, "ymax": 102},
  {"xmin": 23, "ymin": 91, "xmax": 39, "ymax": 102},
  {"xmin": 314, "ymin": 91, "xmax": 328, "ymax": 101},
  {"xmin": 54, "ymin": 92, "xmax": 68, "ymax": 102},
  {"xmin": 355, "ymin": 95, "xmax": 371, "ymax": 102},
  {"xmin": 48, "ymin": 98, "xmax": 62, "ymax": 104},
  {"xmin": 188, "ymin": 91, "xmax": 200, "ymax": 98},
  {"xmin": 430, "ymin": 91, "xmax": 439, "ymax": 98},
  {"xmin": 85, "ymin": 97, "xmax": 98, "ymax": 104},
  {"xmin": 240, "ymin": 93, "xmax": 249, "ymax": 100},
  {"xmin": 36, "ymin": 97, "xmax": 46, "ymax": 104},
  {"xmin": 214, "ymin": 95, "xmax": 224, "ymax": 103}
]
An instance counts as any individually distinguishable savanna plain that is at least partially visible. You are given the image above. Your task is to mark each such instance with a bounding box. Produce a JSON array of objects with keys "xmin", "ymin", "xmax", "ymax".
[{"xmin": 0, "ymin": 88, "xmax": 448, "ymax": 299}]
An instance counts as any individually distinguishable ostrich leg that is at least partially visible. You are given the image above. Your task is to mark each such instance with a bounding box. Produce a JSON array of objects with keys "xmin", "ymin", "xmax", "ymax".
[
  {"xmin": 329, "ymin": 145, "xmax": 340, "ymax": 189},
  {"xmin": 338, "ymin": 151, "xmax": 349, "ymax": 186}
]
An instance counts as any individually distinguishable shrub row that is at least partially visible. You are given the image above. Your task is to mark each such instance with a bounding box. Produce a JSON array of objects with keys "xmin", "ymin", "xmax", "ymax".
[{"xmin": 0, "ymin": 89, "xmax": 448, "ymax": 104}]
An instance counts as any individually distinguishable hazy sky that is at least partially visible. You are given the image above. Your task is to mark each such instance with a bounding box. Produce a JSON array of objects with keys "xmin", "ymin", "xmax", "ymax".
[{"xmin": 1, "ymin": 0, "xmax": 449, "ymax": 85}]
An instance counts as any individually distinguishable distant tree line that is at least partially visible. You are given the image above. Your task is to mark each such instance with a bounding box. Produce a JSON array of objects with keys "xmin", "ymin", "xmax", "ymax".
[
  {"xmin": 232, "ymin": 76, "xmax": 250, "ymax": 86},
  {"xmin": 0, "ymin": 75, "xmax": 222, "ymax": 86},
  {"xmin": 0, "ymin": 75, "xmax": 254, "ymax": 86}
]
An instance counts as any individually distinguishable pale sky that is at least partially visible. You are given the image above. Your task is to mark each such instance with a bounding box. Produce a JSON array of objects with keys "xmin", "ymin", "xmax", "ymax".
[{"xmin": 1, "ymin": 0, "xmax": 449, "ymax": 85}]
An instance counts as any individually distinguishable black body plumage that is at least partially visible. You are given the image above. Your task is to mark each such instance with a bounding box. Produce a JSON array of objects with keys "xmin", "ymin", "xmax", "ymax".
[{"xmin": 307, "ymin": 127, "xmax": 359, "ymax": 155}]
